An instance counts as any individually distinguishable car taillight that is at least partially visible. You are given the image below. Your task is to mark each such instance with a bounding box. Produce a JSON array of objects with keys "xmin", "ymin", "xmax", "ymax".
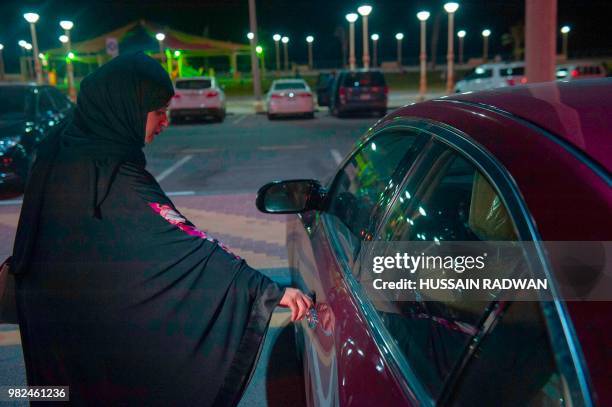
[
  {"xmin": 339, "ymin": 86, "xmax": 346, "ymax": 96},
  {"xmin": 298, "ymin": 92, "xmax": 312, "ymax": 98},
  {"xmin": 571, "ymin": 69, "xmax": 579, "ymax": 78},
  {"xmin": 506, "ymin": 78, "xmax": 516, "ymax": 86},
  {"xmin": 520, "ymin": 77, "xmax": 527, "ymax": 84},
  {"xmin": 2, "ymin": 157, "xmax": 12, "ymax": 166},
  {"xmin": 383, "ymin": 86, "xmax": 389, "ymax": 95},
  {"xmin": 271, "ymin": 94, "xmax": 283, "ymax": 99},
  {"xmin": 206, "ymin": 91, "xmax": 219, "ymax": 98}
]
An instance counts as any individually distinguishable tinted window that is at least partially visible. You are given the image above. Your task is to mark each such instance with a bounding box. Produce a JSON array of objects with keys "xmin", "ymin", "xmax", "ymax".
[
  {"xmin": 47, "ymin": 87, "xmax": 72, "ymax": 112},
  {"xmin": 175, "ymin": 80, "xmax": 212, "ymax": 89},
  {"xmin": 341, "ymin": 72, "xmax": 386, "ymax": 87},
  {"xmin": 370, "ymin": 148, "xmax": 519, "ymax": 398},
  {"xmin": 325, "ymin": 130, "xmax": 426, "ymax": 264},
  {"xmin": 316, "ymin": 73, "xmax": 334, "ymax": 88},
  {"xmin": 0, "ymin": 86, "xmax": 34, "ymax": 119},
  {"xmin": 463, "ymin": 67, "xmax": 493, "ymax": 80},
  {"xmin": 39, "ymin": 90, "xmax": 55, "ymax": 114},
  {"xmin": 273, "ymin": 82, "xmax": 307, "ymax": 90},
  {"xmin": 500, "ymin": 66, "xmax": 525, "ymax": 76}
]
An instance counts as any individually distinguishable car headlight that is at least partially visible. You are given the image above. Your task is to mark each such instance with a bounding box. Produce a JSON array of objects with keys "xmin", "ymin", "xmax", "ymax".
[{"xmin": 0, "ymin": 136, "xmax": 21, "ymax": 154}]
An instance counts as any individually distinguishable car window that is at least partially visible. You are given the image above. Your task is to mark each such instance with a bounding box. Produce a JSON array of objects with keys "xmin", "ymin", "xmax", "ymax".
[
  {"xmin": 0, "ymin": 86, "xmax": 34, "ymax": 119},
  {"xmin": 324, "ymin": 129, "xmax": 427, "ymax": 265},
  {"xmin": 273, "ymin": 82, "xmax": 307, "ymax": 90},
  {"xmin": 367, "ymin": 147, "xmax": 520, "ymax": 398},
  {"xmin": 38, "ymin": 90, "xmax": 56, "ymax": 114},
  {"xmin": 47, "ymin": 87, "xmax": 72, "ymax": 112},
  {"xmin": 341, "ymin": 72, "xmax": 386, "ymax": 87},
  {"xmin": 463, "ymin": 67, "xmax": 493, "ymax": 80},
  {"xmin": 449, "ymin": 301, "xmax": 574, "ymax": 406},
  {"xmin": 500, "ymin": 66, "xmax": 525, "ymax": 76},
  {"xmin": 175, "ymin": 80, "xmax": 212, "ymax": 89}
]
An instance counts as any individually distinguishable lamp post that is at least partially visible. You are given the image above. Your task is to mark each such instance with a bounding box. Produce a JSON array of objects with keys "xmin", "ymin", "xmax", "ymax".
[
  {"xmin": 282, "ymin": 36, "xmax": 289, "ymax": 72},
  {"xmin": 417, "ymin": 11, "xmax": 430, "ymax": 101},
  {"xmin": 457, "ymin": 30, "xmax": 466, "ymax": 64},
  {"xmin": 306, "ymin": 36, "xmax": 314, "ymax": 70},
  {"xmin": 24, "ymin": 12, "xmax": 43, "ymax": 84},
  {"xmin": 357, "ymin": 5, "xmax": 372, "ymax": 69},
  {"xmin": 256, "ymin": 45, "xmax": 265, "ymax": 77},
  {"xmin": 155, "ymin": 33, "xmax": 166, "ymax": 65},
  {"xmin": 444, "ymin": 2, "xmax": 459, "ymax": 94},
  {"xmin": 482, "ymin": 29, "xmax": 491, "ymax": 63},
  {"xmin": 273, "ymin": 34, "xmax": 281, "ymax": 73},
  {"xmin": 0, "ymin": 44, "xmax": 4, "ymax": 81},
  {"xmin": 25, "ymin": 43, "xmax": 34, "ymax": 79},
  {"xmin": 560, "ymin": 25, "xmax": 570, "ymax": 60},
  {"xmin": 247, "ymin": 0, "xmax": 262, "ymax": 104},
  {"xmin": 395, "ymin": 33, "xmax": 404, "ymax": 68},
  {"xmin": 371, "ymin": 34, "xmax": 379, "ymax": 67},
  {"xmin": 60, "ymin": 20, "xmax": 76, "ymax": 100},
  {"xmin": 346, "ymin": 13, "xmax": 358, "ymax": 70}
]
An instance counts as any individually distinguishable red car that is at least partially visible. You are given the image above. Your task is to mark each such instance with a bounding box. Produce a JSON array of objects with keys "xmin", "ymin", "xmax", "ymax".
[{"xmin": 257, "ymin": 79, "xmax": 612, "ymax": 406}]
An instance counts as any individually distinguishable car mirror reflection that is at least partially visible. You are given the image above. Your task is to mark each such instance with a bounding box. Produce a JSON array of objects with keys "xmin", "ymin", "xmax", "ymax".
[{"xmin": 256, "ymin": 179, "xmax": 325, "ymax": 214}]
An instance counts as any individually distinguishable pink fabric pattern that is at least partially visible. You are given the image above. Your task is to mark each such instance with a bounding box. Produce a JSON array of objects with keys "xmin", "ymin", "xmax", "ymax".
[{"xmin": 149, "ymin": 202, "xmax": 240, "ymax": 259}]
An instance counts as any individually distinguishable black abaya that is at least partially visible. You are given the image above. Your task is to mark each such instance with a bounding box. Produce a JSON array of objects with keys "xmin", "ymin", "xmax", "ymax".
[{"xmin": 11, "ymin": 53, "xmax": 284, "ymax": 406}]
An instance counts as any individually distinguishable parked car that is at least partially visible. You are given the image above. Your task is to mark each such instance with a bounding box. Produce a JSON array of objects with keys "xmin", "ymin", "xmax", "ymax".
[
  {"xmin": 454, "ymin": 62, "xmax": 526, "ymax": 93},
  {"xmin": 168, "ymin": 76, "xmax": 226, "ymax": 123},
  {"xmin": 329, "ymin": 70, "xmax": 388, "ymax": 118},
  {"xmin": 0, "ymin": 83, "xmax": 73, "ymax": 189},
  {"xmin": 556, "ymin": 61, "xmax": 607, "ymax": 80},
  {"xmin": 315, "ymin": 72, "xmax": 335, "ymax": 107},
  {"xmin": 257, "ymin": 79, "xmax": 612, "ymax": 406},
  {"xmin": 266, "ymin": 79, "xmax": 315, "ymax": 120}
]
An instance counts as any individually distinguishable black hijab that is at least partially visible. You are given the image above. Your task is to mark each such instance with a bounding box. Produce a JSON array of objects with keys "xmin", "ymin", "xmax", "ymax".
[{"xmin": 12, "ymin": 52, "xmax": 174, "ymax": 275}]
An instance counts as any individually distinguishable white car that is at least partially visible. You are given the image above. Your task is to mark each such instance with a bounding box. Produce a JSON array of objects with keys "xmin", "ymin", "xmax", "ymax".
[
  {"xmin": 169, "ymin": 76, "xmax": 226, "ymax": 123},
  {"xmin": 556, "ymin": 62, "xmax": 607, "ymax": 81},
  {"xmin": 454, "ymin": 62, "xmax": 526, "ymax": 93},
  {"xmin": 266, "ymin": 79, "xmax": 315, "ymax": 120}
]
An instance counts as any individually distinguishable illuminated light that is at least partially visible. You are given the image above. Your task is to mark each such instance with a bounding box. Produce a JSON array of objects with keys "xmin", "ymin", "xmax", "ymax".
[
  {"xmin": 18, "ymin": 40, "xmax": 27, "ymax": 48},
  {"xmin": 457, "ymin": 30, "xmax": 466, "ymax": 38},
  {"xmin": 67, "ymin": 52, "xmax": 75, "ymax": 60},
  {"xmin": 59, "ymin": 35, "xmax": 69, "ymax": 44},
  {"xmin": 371, "ymin": 33, "xmax": 379, "ymax": 41},
  {"xmin": 281, "ymin": 36, "xmax": 289, "ymax": 44},
  {"xmin": 417, "ymin": 11, "xmax": 430, "ymax": 21},
  {"xmin": 273, "ymin": 34, "xmax": 281, "ymax": 42},
  {"xmin": 255, "ymin": 45, "xmax": 263, "ymax": 54},
  {"xmin": 475, "ymin": 67, "xmax": 485, "ymax": 74},
  {"xmin": 24, "ymin": 43, "xmax": 32, "ymax": 50},
  {"xmin": 0, "ymin": 44, "xmax": 4, "ymax": 51},
  {"xmin": 405, "ymin": 191, "xmax": 411, "ymax": 199},
  {"xmin": 174, "ymin": 50, "xmax": 181, "ymax": 57},
  {"xmin": 306, "ymin": 35, "xmax": 314, "ymax": 43},
  {"xmin": 556, "ymin": 69, "xmax": 568, "ymax": 78},
  {"xmin": 155, "ymin": 33, "xmax": 166, "ymax": 42},
  {"xmin": 345, "ymin": 13, "xmax": 358, "ymax": 23},
  {"xmin": 395, "ymin": 33, "xmax": 404, "ymax": 40},
  {"xmin": 443, "ymin": 2, "xmax": 459, "ymax": 13},
  {"xmin": 399, "ymin": 197, "xmax": 404, "ymax": 203},
  {"xmin": 418, "ymin": 206, "xmax": 427, "ymax": 216},
  {"xmin": 357, "ymin": 5, "xmax": 372, "ymax": 16},
  {"xmin": 560, "ymin": 25, "xmax": 570, "ymax": 34},
  {"xmin": 24, "ymin": 13, "xmax": 40, "ymax": 23},
  {"xmin": 434, "ymin": 237, "xmax": 440, "ymax": 244},
  {"xmin": 370, "ymin": 142, "xmax": 377, "ymax": 151},
  {"xmin": 482, "ymin": 29, "xmax": 491, "ymax": 37},
  {"xmin": 38, "ymin": 53, "xmax": 45, "ymax": 59},
  {"xmin": 246, "ymin": 32, "xmax": 254, "ymax": 40}
]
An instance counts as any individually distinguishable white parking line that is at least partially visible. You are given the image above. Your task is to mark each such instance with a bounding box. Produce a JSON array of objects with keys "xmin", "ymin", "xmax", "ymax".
[
  {"xmin": 155, "ymin": 155, "xmax": 194, "ymax": 182},
  {"xmin": 231, "ymin": 115, "xmax": 249, "ymax": 125},
  {"xmin": 330, "ymin": 149, "xmax": 343, "ymax": 165},
  {"xmin": 167, "ymin": 190, "xmax": 196, "ymax": 196},
  {"xmin": 258, "ymin": 145, "xmax": 307, "ymax": 151},
  {"xmin": 0, "ymin": 199, "xmax": 23, "ymax": 206}
]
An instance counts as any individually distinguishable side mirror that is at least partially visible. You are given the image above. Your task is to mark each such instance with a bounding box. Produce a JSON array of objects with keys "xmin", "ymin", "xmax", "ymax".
[{"xmin": 256, "ymin": 179, "xmax": 326, "ymax": 214}]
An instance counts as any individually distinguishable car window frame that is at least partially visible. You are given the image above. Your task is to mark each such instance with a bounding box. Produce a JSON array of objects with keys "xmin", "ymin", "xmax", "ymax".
[{"xmin": 321, "ymin": 117, "xmax": 591, "ymax": 406}]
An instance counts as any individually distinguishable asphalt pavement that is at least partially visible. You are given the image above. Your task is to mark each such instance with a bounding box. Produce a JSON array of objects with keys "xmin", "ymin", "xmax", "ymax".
[{"xmin": 0, "ymin": 110, "xmax": 376, "ymax": 406}]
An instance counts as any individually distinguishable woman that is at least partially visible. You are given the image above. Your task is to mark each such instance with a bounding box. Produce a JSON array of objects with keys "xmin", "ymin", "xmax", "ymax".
[{"xmin": 11, "ymin": 52, "xmax": 312, "ymax": 405}]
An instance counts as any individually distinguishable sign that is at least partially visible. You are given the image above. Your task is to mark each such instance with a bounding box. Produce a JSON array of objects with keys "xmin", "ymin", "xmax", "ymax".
[{"xmin": 106, "ymin": 37, "xmax": 119, "ymax": 57}]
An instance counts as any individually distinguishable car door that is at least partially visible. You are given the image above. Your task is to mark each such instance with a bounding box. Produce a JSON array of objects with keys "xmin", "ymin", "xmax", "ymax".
[{"xmin": 288, "ymin": 126, "xmax": 430, "ymax": 406}]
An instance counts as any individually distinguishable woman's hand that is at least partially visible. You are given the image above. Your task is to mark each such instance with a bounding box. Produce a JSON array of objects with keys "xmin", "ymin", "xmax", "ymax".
[{"xmin": 279, "ymin": 288, "xmax": 314, "ymax": 322}]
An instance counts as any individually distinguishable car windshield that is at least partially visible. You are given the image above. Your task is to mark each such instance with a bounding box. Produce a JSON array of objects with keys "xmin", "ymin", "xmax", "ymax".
[
  {"xmin": 0, "ymin": 87, "xmax": 33, "ymax": 119},
  {"xmin": 500, "ymin": 67, "xmax": 525, "ymax": 76},
  {"xmin": 273, "ymin": 82, "xmax": 307, "ymax": 90},
  {"xmin": 463, "ymin": 67, "xmax": 493, "ymax": 80},
  {"xmin": 175, "ymin": 80, "xmax": 212, "ymax": 89},
  {"xmin": 342, "ymin": 72, "xmax": 385, "ymax": 87}
]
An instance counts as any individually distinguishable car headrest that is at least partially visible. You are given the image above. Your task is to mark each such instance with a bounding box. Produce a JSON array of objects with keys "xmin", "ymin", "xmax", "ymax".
[{"xmin": 468, "ymin": 172, "xmax": 517, "ymax": 241}]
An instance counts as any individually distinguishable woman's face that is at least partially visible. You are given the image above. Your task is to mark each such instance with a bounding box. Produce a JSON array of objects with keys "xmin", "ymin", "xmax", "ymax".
[{"xmin": 145, "ymin": 106, "xmax": 169, "ymax": 144}]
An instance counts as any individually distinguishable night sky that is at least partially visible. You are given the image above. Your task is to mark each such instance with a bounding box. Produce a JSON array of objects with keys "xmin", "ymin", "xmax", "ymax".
[{"xmin": 2, "ymin": 0, "xmax": 611, "ymax": 72}]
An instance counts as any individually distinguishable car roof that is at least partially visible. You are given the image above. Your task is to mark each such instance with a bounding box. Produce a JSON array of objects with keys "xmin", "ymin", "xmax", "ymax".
[
  {"xmin": 450, "ymin": 78, "xmax": 612, "ymax": 173},
  {"xmin": 175, "ymin": 76, "xmax": 213, "ymax": 81},
  {"xmin": 272, "ymin": 79, "xmax": 307, "ymax": 83}
]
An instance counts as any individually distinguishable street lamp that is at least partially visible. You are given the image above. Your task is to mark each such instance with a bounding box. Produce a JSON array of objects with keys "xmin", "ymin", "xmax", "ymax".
[
  {"xmin": 560, "ymin": 25, "xmax": 570, "ymax": 60},
  {"xmin": 444, "ymin": 2, "xmax": 459, "ymax": 94},
  {"xmin": 0, "ymin": 44, "xmax": 4, "ymax": 80},
  {"xmin": 24, "ymin": 12, "xmax": 43, "ymax": 84},
  {"xmin": 306, "ymin": 35, "xmax": 314, "ymax": 70},
  {"xmin": 357, "ymin": 5, "xmax": 372, "ymax": 69},
  {"xmin": 155, "ymin": 33, "xmax": 166, "ymax": 65},
  {"xmin": 346, "ymin": 13, "xmax": 358, "ymax": 70},
  {"xmin": 281, "ymin": 36, "xmax": 289, "ymax": 71},
  {"xmin": 60, "ymin": 20, "xmax": 76, "ymax": 100},
  {"xmin": 482, "ymin": 29, "xmax": 491, "ymax": 63},
  {"xmin": 273, "ymin": 34, "xmax": 281, "ymax": 72},
  {"xmin": 395, "ymin": 33, "xmax": 404, "ymax": 68},
  {"xmin": 457, "ymin": 30, "xmax": 466, "ymax": 64},
  {"xmin": 371, "ymin": 33, "xmax": 379, "ymax": 67},
  {"xmin": 417, "ymin": 11, "xmax": 430, "ymax": 101},
  {"xmin": 247, "ymin": 32, "xmax": 255, "ymax": 41}
]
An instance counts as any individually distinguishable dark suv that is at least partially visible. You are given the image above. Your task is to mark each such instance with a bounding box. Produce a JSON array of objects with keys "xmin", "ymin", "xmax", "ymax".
[
  {"xmin": 0, "ymin": 84, "xmax": 73, "ymax": 190},
  {"xmin": 329, "ymin": 70, "xmax": 388, "ymax": 117}
]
